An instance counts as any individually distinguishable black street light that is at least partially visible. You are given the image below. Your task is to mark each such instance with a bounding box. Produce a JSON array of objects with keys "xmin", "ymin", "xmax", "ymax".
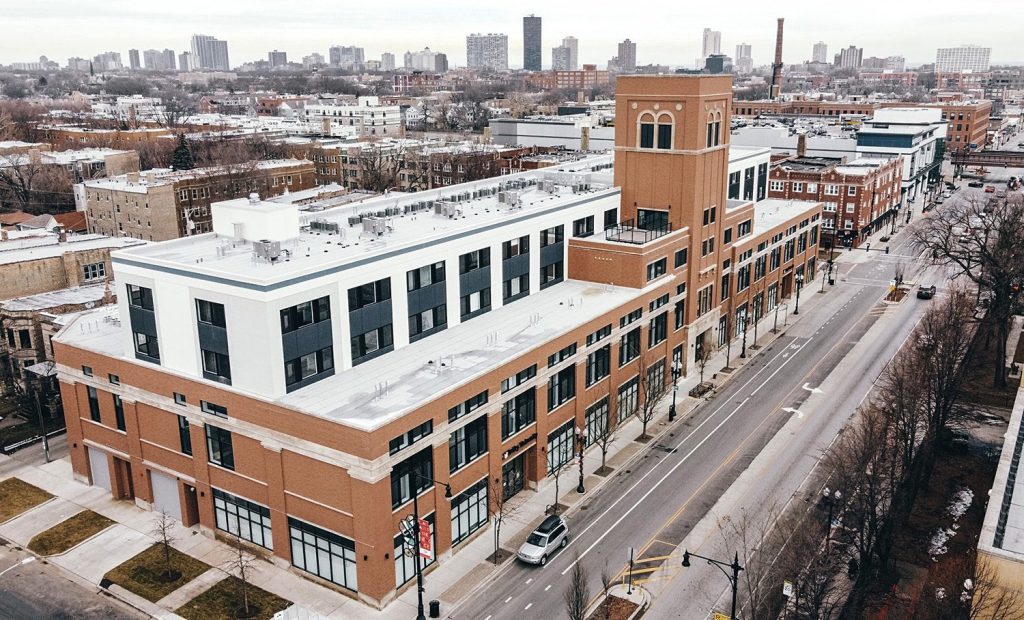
[
  {"xmin": 576, "ymin": 426, "xmax": 587, "ymax": 493},
  {"xmin": 739, "ymin": 307, "xmax": 749, "ymax": 359},
  {"xmin": 682, "ymin": 549, "xmax": 744, "ymax": 620},
  {"xmin": 668, "ymin": 360, "xmax": 682, "ymax": 422},
  {"xmin": 793, "ymin": 274, "xmax": 805, "ymax": 315},
  {"xmin": 403, "ymin": 472, "xmax": 453, "ymax": 620},
  {"xmin": 822, "ymin": 487, "xmax": 843, "ymax": 546}
]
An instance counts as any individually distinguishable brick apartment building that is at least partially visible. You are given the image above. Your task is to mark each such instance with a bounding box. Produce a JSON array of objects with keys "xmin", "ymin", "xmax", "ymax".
[
  {"xmin": 733, "ymin": 98, "xmax": 992, "ymax": 149},
  {"xmin": 527, "ymin": 64, "xmax": 612, "ymax": 91},
  {"xmin": 289, "ymin": 140, "xmax": 560, "ymax": 191},
  {"xmin": 768, "ymin": 155, "xmax": 902, "ymax": 248},
  {"xmin": 54, "ymin": 75, "xmax": 822, "ymax": 609},
  {"xmin": 78, "ymin": 160, "xmax": 316, "ymax": 241},
  {"xmin": 40, "ymin": 126, "xmax": 173, "ymax": 151}
]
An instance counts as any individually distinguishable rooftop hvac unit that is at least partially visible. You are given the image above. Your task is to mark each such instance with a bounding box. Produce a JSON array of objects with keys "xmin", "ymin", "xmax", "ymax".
[
  {"xmin": 362, "ymin": 216, "xmax": 389, "ymax": 235},
  {"xmin": 539, "ymin": 180, "xmax": 556, "ymax": 194},
  {"xmin": 253, "ymin": 239, "xmax": 282, "ymax": 261}
]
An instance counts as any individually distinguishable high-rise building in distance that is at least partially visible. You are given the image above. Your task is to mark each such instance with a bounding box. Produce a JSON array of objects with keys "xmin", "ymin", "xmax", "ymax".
[
  {"xmin": 702, "ymin": 28, "xmax": 721, "ymax": 57},
  {"xmin": 812, "ymin": 41, "xmax": 828, "ymax": 64},
  {"xmin": 617, "ymin": 39, "xmax": 637, "ymax": 73},
  {"xmin": 329, "ymin": 46, "xmax": 365, "ymax": 70},
  {"xmin": 552, "ymin": 45, "xmax": 572, "ymax": 71},
  {"xmin": 936, "ymin": 45, "xmax": 991, "ymax": 72},
  {"xmin": 178, "ymin": 52, "xmax": 194, "ymax": 72},
  {"xmin": 268, "ymin": 51, "xmax": 288, "ymax": 68},
  {"xmin": 562, "ymin": 36, "xmax": 579, "ymax": 71},
  {"xmin": 735, "ymin": 43, "xmax": 753, "ymax": 74},
  {"xmin": 92, "ymin": 52, "xmax": 122, "ymax": 72},
  {"xmin": 467, "ymin": 33, "xmax": 508, "ymax": 71},
  {"xmin": 837, "ymin": 45, "xmax": 863, "ymax": 69},
  {"xmin": 128, "ymin": 49, "xmax": 140, "ymax": 71},
  {"xmin": 190, "ymin": 34, "xmax": 230, "ymax": 70},
  {"xmin": 523, "ymin": 15, "xmax": 542, "ymax": 71},
  {"xmin": 381, "ymin": 53, "xmax": 396, "ymax": 72}
]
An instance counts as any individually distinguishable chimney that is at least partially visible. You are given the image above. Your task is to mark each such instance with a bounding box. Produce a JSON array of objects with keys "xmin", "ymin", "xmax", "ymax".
[
  {"xmin": 797, "ymin": 133, "xmax": 807, "ymax": 158},
  {"xmin": 102, "ymin": 281, "xmax": 114, "ymax": 305},
  {"xmin": 771, "ymin": 18, "xmax": 785, "ymax": 100},
  {"xmin": 126, "ymin": 172, "xmax": 140, "ymax": 183},
  {"xmin": 57, "ymin": 225, "xmax": 67, "ymax": 243}
]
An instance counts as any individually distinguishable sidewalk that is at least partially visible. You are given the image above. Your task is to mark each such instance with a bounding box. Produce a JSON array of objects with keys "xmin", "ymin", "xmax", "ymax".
[{"xmin": 0, "ymin": 273, "xmax": 839, "ymax": 620}]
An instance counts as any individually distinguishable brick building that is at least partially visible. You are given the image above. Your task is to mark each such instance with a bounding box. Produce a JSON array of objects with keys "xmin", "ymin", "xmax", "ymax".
[
  {"xmin": 53, "ymin": 75, "xmax": 821, "ymax": 610},
  {"xmin": 39, "ymin": 126, "xmax": 172, "ymax": 151},
  {"xmin": 768, "ymin": 155, "xmax": 902, "ymax": 248},
  {"xmin": 78, "ymin": 160, "xmax": 316, "ymax": 241}
]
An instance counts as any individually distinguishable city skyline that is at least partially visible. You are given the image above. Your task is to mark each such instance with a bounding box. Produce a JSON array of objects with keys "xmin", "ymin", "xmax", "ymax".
[{"xmin": 2, "ymin": 1, "xmax": 1020, "ymax": 68}]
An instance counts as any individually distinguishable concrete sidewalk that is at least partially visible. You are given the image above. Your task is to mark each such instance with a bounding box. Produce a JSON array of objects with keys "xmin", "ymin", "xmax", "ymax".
[{"xmin": 0, "ymin": 271, "xmax": 836, "ymax": 620}]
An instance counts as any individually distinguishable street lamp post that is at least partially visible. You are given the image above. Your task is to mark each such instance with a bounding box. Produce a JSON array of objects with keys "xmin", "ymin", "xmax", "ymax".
[
  {"xmin": 668, "ymin": 360, "xmax": 681, "ymax": 422},
  {"xmin": 576, "ymin": 427, "xmax": 587, "ymax": 493},
  {"xmin": 740, "ymin": 307, "xmax": 749, "ymax": 359},
  {"xmin": 682, "ymin": 550, "xmax": 744, "ymax": 620},
  {"xmin": 822, "ymin": 487, "xmax": 843, "ymax": 547},
  {"xmin": 403, "ymin": 472, "xmax": 453, "ymax": 620},
  {"xmin": 793, "ymin": 274, "xmax": 804, "ymax": 315}
]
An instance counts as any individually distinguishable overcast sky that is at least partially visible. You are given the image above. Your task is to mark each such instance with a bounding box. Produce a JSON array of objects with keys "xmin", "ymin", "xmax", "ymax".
[{"xmin": 3, "ymin": 0, "xmax": 1020, "ymax": 68}]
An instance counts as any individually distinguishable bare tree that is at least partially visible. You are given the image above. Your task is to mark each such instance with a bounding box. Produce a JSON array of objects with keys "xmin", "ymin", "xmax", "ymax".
[
  {"xmin": 696, "ymin": 345, "xmax": 714, "ymax": 385},
  {"xmin": 890, "ymin": 261, "xmax": 906, "ymax": 300},
  {"xmin": 159, "ymin": 97, "xmax": 197, "ymax": 129},
  {"xmin": 356, "ymin": 143, "xmax": 411, "ymax": 193},
  {"xmin": 726, "ymin": 505, "xmax": 789, "ymax": 620},
  {"xmin": 593, "ymin": 402, "xmax": 618, "ymax": 476},
  {"xmin": 563, "ymin": 552, "xmax": 590, "ymax": 620},
  {"xmin": 151, "ymin": 511, "xmax": 178, "ymax": 582},
  {"xmin": 0, "ymin": 152, "xmax": 75, "ymax": 213},
  {"xmin": 488, "ymin": 476, "xmax": 520, "ymax": 564},
  {"xmin": 632, "ymin": 354, "xmax": 667, "ymax": 441},
  {"xmin": 914, "ymin": 192, "xmax": 1024, "ymax": 388},
  {"xmin": 599, "ymin": 561, "xmax": 615, "ymax": 620},
  {"xmin": 224, "ymin": 535, "xmax": 257, "ymax": 617}
]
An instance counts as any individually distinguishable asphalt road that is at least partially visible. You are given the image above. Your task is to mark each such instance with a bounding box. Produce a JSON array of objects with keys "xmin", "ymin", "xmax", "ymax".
[
  {"xmin": 448, "ymin": 195, "xmax": 953, "ymax": 620},
  {"xmin": 0, "ymin": 543, "xmax": 143, "ymax": 620}
]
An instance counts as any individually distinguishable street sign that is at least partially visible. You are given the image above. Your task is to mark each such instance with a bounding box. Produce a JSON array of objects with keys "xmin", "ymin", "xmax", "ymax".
[
  {"xmin": 712, "ymin": 612, "xmax": 731, "ymax": 620},
  {"xmin": 783, "ymin": 580, "xmax": 794, "ymax": 597}
]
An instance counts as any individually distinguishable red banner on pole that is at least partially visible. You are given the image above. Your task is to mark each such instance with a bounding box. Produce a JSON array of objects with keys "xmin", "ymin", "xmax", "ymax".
[{"xmin": 418, "ymin": 517, "xmax": 431, "ymax": 559}]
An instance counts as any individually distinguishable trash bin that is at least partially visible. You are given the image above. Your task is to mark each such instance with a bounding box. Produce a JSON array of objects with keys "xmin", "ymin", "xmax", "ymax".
[{"xmin": 429, "ymin": 600, "xmax": 440, "ymax": 618}]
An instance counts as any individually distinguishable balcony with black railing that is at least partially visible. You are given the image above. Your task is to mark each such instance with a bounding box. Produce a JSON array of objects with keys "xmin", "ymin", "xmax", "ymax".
[{"xmin": 604, "ymin": 218, "xmax": 673, "ymax": 245}]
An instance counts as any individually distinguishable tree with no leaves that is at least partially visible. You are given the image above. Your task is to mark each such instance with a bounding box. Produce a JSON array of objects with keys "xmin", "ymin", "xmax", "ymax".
[
  {"xmin": 563, "ymin": 553, "xmax": 590, "ymax": 620},
  {"xmin": 224, "ymin": 534, "xmax": 258, "ymax": 617},
  {"xmin": 913, "ymin": 192, "xmax": 1024, "ymax": 388},
  {"xmin": 632, "ymin": 353, "xmax": 668, "ymax": 441},
  {"xmin": 488, "ymin": 476, "xmax": 520, "ymax": 564},
  {"xmin": 151, "ymin": 511, "xmax": 177, "ymax": 582},
  {"xmin": 593, "ymin": 399, "xmax": 618, "ymax": 475}
]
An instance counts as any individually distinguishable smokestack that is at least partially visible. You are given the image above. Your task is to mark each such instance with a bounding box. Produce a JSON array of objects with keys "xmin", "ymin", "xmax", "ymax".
[
  {"xmin": 797, "ymin": 133, "xmax": 807, "ymax": 158},
  {"xmin": 771, "ymin": 18, "xmax": 785, "ymax": 100}
]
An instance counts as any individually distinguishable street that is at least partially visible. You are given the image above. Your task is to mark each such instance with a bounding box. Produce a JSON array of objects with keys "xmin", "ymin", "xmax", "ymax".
[
  {"xmin": 449, "ymin": 197, "xmax": 951, "ymax": 620},
  {"xmin": 0, "ymin": 543, "xmax": 143, "ymax": 620}
]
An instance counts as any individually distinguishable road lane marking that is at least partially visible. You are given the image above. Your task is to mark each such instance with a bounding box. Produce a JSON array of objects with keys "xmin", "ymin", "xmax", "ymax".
[
  {"xmin": 801, "ymin": 383, "xmax": 823, "ymax": 393},
  {"xmin": 504, "ymin": 596, "xmax": 512, "ymax": 603},
  {"xmin": 524, "ymin": 603, "xmax": 533, "ymax": 610},
  {"xmin": 782, "ymin": 407, "xmax": 804, "ymax": 418},
  {"xmin": 561, "ymin": 335, "xmax": 817, "ymax": 575},
  {"xmin": 544, "ymin": 584, "xmax": 551, "ymax": 592},
  {"xmin": 525, "ymin": 578, "xmax": 532, "ymax": 584}
]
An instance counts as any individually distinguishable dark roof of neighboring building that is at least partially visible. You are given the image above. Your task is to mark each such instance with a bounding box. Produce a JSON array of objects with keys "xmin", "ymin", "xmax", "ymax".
[
  {"xmin": 54, "ymin": 212, "xmax": 87, "ymax": 233},
  {"xmin": 0, "ymin": 211, "xmax": 33, "ymax": 226},
  {"xmin": 775, "ymin": 156, "xmax": 844, "ymax": 172}
]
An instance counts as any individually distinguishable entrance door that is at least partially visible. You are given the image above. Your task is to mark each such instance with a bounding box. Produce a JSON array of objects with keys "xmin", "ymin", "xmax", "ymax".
[
  {"xmin": 182, "ymin": 484, "xmax": 200, "ymax": 527},
  {"xmin": 150, "ymin": 470, "xmax": 182, "ymax": 521},
  {"xmin": 502, "ymin": 453, "xmax": 526, "ymax": 501},
  {"xmin": 87, "ymin": 447, "xmax": 111, "ymax": 492}
]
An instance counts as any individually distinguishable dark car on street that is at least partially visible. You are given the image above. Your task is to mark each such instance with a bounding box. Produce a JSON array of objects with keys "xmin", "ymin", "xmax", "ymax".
[
  {"xmin": 917, "ymin": 284, "xmax": 936, "ymax": 299},
  {"xmin": 968, "ymin": 181, "xmax": 985, "ymax": 188}
]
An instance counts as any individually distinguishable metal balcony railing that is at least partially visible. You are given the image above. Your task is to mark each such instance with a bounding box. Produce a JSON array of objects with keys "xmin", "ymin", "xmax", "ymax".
[{"xmin": 604, "ymin": 218, "xmax": 673, "ymax": 245}]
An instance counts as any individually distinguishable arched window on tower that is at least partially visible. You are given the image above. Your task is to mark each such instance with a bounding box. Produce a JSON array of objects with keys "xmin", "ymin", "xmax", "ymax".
[
  {"xmin": 656, "ymin": 112, "xmax": 674, "ymax": 150},
  {"xmin": 638, "ymin": 112, "xmax": 655, "ymax": 149}
]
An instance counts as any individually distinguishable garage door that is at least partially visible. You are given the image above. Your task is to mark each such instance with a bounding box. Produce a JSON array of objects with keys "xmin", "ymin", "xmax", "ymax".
[
  {"xmin": 150, "ymin": 470, "xmax": 182, "ymax": 521},
  {"xmin": 87, "ymin": 447, "xmax": 111, "ymax": 492}
]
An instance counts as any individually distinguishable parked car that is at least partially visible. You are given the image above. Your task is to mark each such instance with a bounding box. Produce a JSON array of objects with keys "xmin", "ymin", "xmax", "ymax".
[
  {"xmin": 985, "ymin": 186, "xmax": 996, "ymax": 193},
  {"xmin": 968, "ymin": 181, "xmax": 984, "ymax": 188},
  {"xmin": 517, "ymin": 515, "xmax": 569, "ymax": 565},
  {"xmin": 917, "ymin": 284, "xmax": 936, "ymax": 300}
]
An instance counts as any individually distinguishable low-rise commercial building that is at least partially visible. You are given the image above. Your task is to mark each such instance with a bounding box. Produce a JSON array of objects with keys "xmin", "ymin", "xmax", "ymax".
[
  {"xmin": 855, "ymin": 108, "xmax": 946, "ymax": 206},
  {"xmin": 768, "ymin": 155, "xmax": 902, "ymax": 248},
  {"xmin": 54, "ymin": 75, "xmax": 821, "ymax": 610},
  {"xmin": 302, "ymin": 97, "xmax": 402, "ymax": 137}
]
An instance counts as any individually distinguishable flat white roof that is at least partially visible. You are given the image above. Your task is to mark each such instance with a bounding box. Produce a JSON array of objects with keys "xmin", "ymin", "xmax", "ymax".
[
  {"xmin": 111, "ymin": 156, "xmax": 616, "ymax": 288},
  {"xmin": 1, "ymin": 283, "xmax": 108, "ymax": 311},
  {"xmin": 752, "ymin": 199, "xmax": 821, "ymax": 237},
  {"xmin": 81, "ymin": 159, "xmax": 311, "ymax": 192},
  {"xmin": 981, "ymin": 386, "xmax": 1024, "ymax": 558},
  {"xmin": 279, "ymin": 278, "xmax": 647, "ymax": 430},
  {"xmin": 0, "ymin": 233, "xmax": 145, "ymax": 266}
]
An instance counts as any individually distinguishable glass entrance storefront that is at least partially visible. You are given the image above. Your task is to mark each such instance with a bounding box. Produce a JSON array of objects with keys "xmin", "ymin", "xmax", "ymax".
[{"xmin": 502, "ymin": 453, "xmax": 526, "ymax": 501}]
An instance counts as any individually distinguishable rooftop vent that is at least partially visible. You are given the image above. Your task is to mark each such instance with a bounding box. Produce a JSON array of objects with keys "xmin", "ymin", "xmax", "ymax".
[{"xmin": 253, "ymin": 239, "xmax": 282, "ymax": 261}]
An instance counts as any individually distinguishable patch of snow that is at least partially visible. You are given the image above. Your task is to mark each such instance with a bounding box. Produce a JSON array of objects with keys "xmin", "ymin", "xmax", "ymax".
[{"xmin": 929, "ymin": 487, "xmax": 974, "ymax": 561}]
